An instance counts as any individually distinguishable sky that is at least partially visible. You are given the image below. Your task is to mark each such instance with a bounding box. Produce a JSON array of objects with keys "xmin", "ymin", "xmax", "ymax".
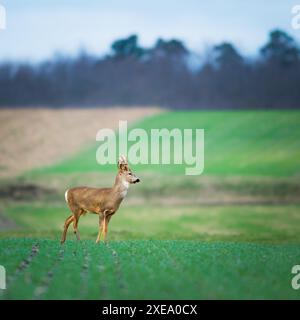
[{"xmin": 0, "ymin": 0, "xmax": 299, "ymax": 62}]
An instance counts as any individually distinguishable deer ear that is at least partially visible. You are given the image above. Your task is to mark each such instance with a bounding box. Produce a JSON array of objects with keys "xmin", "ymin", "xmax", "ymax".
[{"xmin": 117, "ymin": 158, "xmax": 122, "ymax": 169}]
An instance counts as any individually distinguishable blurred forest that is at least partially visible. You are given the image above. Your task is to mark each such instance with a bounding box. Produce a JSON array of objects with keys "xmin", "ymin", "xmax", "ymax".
[{"xmin": 0, "ymin": 29, "xmax": 299, "ymax": 109}]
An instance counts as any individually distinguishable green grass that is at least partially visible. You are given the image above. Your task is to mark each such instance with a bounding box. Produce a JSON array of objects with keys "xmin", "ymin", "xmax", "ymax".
[
  {"xmin": 1, "ymin": 110, "xmax": 300, "ymax": 299},
  {"xmin": 31, "ymin": 110, "xmax": 300, "ymax": 177},
  {"xmin": 2, "ymin": 203, "xmax": 300, "ymax": 244},
  {"xmin": 1, "ymin": 239, "xmax": 300, "ymax": 299}
]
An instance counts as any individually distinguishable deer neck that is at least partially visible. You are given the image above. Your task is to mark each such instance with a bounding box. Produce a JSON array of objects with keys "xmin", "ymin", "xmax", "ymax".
[{"xmin": 112, "ymin": 174, "xmax": 129, "ymax": 199}]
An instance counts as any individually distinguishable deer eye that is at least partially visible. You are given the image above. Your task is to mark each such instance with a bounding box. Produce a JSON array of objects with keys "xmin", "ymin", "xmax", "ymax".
[{"xmin": 128, "ymin": 172, "xmax": 132, "ymax": 176}]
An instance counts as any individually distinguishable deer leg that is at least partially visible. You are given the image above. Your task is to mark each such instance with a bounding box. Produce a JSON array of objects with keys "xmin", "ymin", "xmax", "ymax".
[
  {"xmin": 73, "ymin": 209, "xmax": 83, "ymax": 241},
  {"xmin": 61, "ymin": 215, "xmax": 74, "ymax": 244},
  {"xmin": 96, "ymin": 214, "xmax": 104, "ymax": 244},
  {"xmin": 103, "ymin": 215, "xmax": 112, "ymax": 242},
  {"xmin": 73, "ymin": 216, "xmax": 80, "ymax": 241}
]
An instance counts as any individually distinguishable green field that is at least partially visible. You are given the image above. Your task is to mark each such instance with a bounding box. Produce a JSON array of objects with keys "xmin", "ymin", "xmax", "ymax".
[
  {"xmin": 1, "ymin": 203, "xmax": 300, "ymax": 244},
  {"xmin": 1, "ymin": 110, "xmax": 300, "ymax": 299},
  {"xmin": 1, "ymin": 239, "xmax": 300, "ymax": 300},
  {"xmin": 32, "ymin": 110, "xmax": 300, "ymax": 176}
]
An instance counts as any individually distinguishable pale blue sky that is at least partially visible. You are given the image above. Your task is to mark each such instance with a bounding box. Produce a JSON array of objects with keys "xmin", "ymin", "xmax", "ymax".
[{"xmin": 0, "ymin": 0, "xmax": 299, "ymax": 61}]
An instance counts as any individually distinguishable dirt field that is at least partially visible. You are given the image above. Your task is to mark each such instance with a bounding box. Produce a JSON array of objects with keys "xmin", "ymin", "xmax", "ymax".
[{"xmin": 0, "ymin": 107, "xmax": 161, "ymax": 177}]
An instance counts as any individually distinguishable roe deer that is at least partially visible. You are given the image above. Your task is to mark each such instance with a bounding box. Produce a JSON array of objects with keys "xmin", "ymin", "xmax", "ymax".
[{"xmin": 61, "ymin": 155, "xmax": 140, "ymax": 244}]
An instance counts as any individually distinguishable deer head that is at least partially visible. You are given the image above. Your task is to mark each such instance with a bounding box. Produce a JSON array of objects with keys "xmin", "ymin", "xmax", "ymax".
[{"xmin": 117, "ymin": 155, "xmax": 140, "ymax": 184}]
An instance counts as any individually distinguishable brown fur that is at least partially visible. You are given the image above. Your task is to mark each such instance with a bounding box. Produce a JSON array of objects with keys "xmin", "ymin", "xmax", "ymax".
[{"xmin": 61, "ymin": 155, "xmax": 140, "ymax": 244}]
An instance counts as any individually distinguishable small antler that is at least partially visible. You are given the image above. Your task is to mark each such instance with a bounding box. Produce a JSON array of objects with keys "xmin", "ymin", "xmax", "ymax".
[
  {"xmin": 119, "ymin": 155, "xmax": 127, "ymax": 163},
  {"xmin": 118, "ymin": 155, "xmax": 128, "ymax": 170}
]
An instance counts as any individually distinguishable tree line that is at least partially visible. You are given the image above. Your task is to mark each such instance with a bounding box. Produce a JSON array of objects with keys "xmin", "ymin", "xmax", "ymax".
[{"xmin": 0, "ymin": 29, "xmax": 299, "ymax": 109}]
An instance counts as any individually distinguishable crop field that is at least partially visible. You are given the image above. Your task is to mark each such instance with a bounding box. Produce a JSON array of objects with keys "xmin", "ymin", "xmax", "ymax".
[
  {"xmin": 33, "ymin": 110, "xmax": 300, "ymax": 176},
  {"xmin": 0, "ymin": 110, "xmax": 300, "ymax": 299},
  {"xmin": 1, "ymin": 239, "xmax": 300, "ymax": 300}
]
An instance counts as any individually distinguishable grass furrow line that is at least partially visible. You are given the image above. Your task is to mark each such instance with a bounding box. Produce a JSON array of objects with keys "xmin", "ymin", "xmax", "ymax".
[
  {"xmin": 78, "ymin": 241, "xmax": 90, "ymax": 299},
  {"xmin": 40, "ymin": 240, "xmax": 87, "ymax": 299},
  {"xmin": 33, "ymin": 246, "xmax": 65, "ymax": 299},
  {"xmin": 4, "ymin": 243, "xmax": 39, "ymax": 299},
  {"xmin": 1, "ymin": 240, "xmax": 300, "ymax": 299},
  {"xmin": 141, "ymin": 240, "xmax": 187, "ymax": 298},
  {"xmin": 110, "ymin": 241, "xmax": 163, "ymax": 299},
  {"xmin": 5, "ymin": 240, "xmax": 65, "ymax": 299},
  {"xmin": 150, "ymin": 240, "xmax": 199, "ymax": 292},
  {"xmin": 105, "ymin": 242, "xmax": 128, "ymax": 297}
]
